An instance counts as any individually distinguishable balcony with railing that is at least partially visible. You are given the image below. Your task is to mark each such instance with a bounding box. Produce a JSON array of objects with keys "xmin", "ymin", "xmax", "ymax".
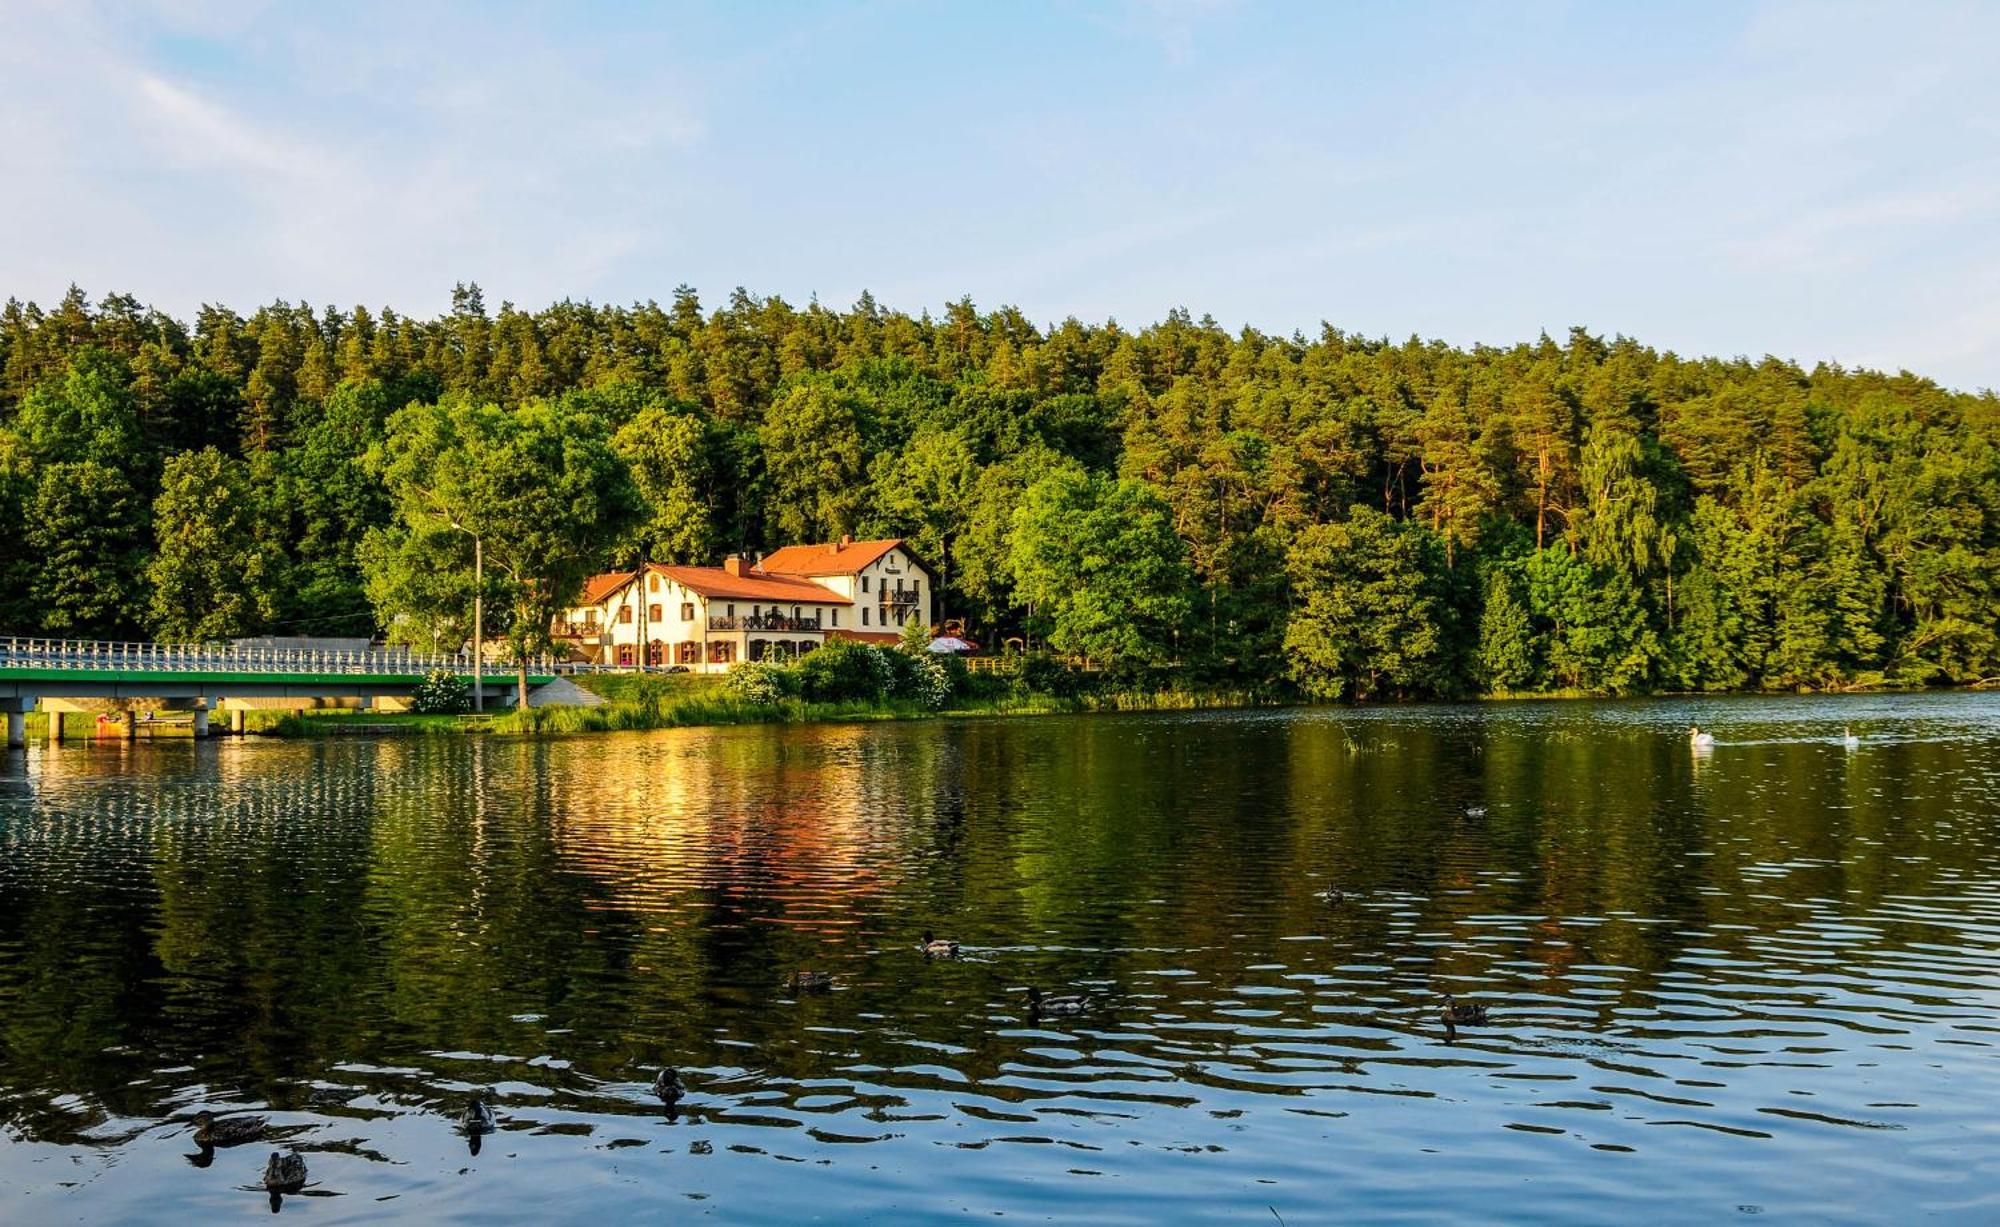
[{"xmin": 707, "ymin": 613, "xmax": 826, "ymax": 633}]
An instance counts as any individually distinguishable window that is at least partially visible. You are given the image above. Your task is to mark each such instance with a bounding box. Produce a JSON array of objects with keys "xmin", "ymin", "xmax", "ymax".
[
  {"xmin": 618, "ymin": 606, "xmax": 633, "ymax": 624},
  {"xmin": 727, "ymin": 603, "xmax": 735, "ymax": 617},
  {"xmin": 681, "ymin": 602, "xmax": 694, "ymax": 621},
  {"xmin": 792, "ymin": 606, "xmax": 800, "ymax": 619},
  {"xmin": 831, "ymin": 609, "xmax": 840, "ymax": 627},
  {"xmin": 649, "ymin": 604, "xmax": 662, "ymax": 623},
  {"xmin": 862, "ymin": 608, "xmax": 869, "ymax": 626},
  {"xmin": 709, "ymin": 641, "xmax": 735, "ymax": 664},
  {"xmin": 861, "ymin": 575, "xmax": 869, "ymax": 593},
  {"xmin": 648, "ymin": 574, "xmax": 659, "ymax": 592},
  {"xmin": 677, "ymin": 641, "xmax": 699, "ymax": 664}
]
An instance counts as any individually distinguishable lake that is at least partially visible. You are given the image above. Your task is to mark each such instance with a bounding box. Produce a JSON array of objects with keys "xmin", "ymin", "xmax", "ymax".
[{"xmin": 1, "ymin": 695, "xmax": 1996, "ymax": 1224}]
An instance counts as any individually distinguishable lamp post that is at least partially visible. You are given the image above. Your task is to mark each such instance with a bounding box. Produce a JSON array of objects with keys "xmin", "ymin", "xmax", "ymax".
[{"xmin": 450, "ymin": 521, "xmax": 484, "ymax": 713}]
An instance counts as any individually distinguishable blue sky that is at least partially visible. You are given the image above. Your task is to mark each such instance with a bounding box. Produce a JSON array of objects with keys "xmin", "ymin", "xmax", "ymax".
[{"xmin": 3, "ymin": 1, "xmax": 1997, "ymax": 391}]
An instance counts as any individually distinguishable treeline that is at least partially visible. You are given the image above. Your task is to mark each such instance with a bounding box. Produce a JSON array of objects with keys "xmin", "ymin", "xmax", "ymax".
[{"xmin": 1, "ymin": 283, "xmax": 1996, "ymax": 698}]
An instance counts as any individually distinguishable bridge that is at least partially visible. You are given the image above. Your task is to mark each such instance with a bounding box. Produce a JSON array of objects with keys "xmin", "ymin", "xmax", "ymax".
[{"xmin": 1, "ymin": 638, "xmax": 562, "ymax": 747}]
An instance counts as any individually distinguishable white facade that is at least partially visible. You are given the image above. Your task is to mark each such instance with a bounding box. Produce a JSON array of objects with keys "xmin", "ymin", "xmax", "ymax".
[{"xmin": 556, "ymin": 540, "xmax": 936, "ymax": 673}]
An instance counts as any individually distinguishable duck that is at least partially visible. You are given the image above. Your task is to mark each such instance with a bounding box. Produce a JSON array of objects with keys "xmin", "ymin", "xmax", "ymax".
[
  {"xmin": 787, "ymin": 969, "xmax": 834, "ymax": 995},
  {"xmin": 191, "ymin": 1109, "xmax": 266, "ymax": 1148},
  {"xmin": 1689, "ymin": 726, "xmax": 1715, "ymax": 749},
  {"xmin": 1440, "ymin": 993, "xmax": 1489, "ymax": 1036},
  {"xmin": 461, "ymin": 1096, "xmax": 496, "ymax": 1134},
  {"xmin": 1843, "ymin": 726, "xmax": 1860, "ymax": 749},
  {"xmin": 1027, "ymin": 986, "xmax": 1090, "ymax": 1018},
  {"xmin": 1464, "ymin": 805, "xmax": 1488, "ymax": 819},
  {"xmin": 1313, "ymin": 885, "xmax": 1346, "ymax": 906},
  {"xmin": 263, "ymin": 1150, "xmax": 308, "ymax": 1194},
  {"xmin": 651, "ymin": 1067, "xmax": 684, "ymax": 1106},
  {"xmin": 920, "ymin": 930, "xmax": 961, "ymax": 959}
]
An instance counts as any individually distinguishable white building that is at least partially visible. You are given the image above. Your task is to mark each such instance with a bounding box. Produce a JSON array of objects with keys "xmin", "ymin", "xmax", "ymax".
[{"xmin": 554, "ymin": 538, "xmax": 934, "ymax": 672}]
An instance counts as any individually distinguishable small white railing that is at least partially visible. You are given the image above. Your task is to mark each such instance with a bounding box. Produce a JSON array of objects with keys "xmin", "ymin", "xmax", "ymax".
[{"xmin": 0, "ymin": 638, "xmax": 611, "ymax": 678}]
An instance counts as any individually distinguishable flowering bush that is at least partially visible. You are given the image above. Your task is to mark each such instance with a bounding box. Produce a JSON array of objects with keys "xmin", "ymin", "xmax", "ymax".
[
  {"xmin": 410, "ymin": 668, "xmax": 472, "ymax": 714},
  {"xmin": 914, "ymin": 654, "xmax": 956, "ymax": 709},
  {"xmin": 723, "ymin": 660, "xmax": 788, "ymax": 706}
]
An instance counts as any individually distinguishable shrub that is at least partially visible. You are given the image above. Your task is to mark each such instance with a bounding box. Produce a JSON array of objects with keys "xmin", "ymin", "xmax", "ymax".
[
  {"xmin": 1016, "ymin": 653, "xmax": 1084, "ymax": 698},
  {"xmin": 722, "ymin": 660, "xmax": 789, "ymax": 706},
  {"xmin": 914, "ymin": 653, "xmax": 957, "ymax": 709},
  {"xmin": 794, "ymin": 638, "xmax": 886, "ymax": 702},
  {"xmin": 876, "ymin": 644, "xmax": 919, "ymax": 698},
  {"xmin": 410, "ymin": 668, "xmax": 472, "ymax": 714}
]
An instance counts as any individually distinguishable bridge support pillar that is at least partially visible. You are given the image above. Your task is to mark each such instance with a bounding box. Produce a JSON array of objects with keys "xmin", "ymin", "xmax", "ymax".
[
  {"xmin": 47, "ymin": 710, "xmax": 63, "ymax": 743},
  {"xmin": 230, "ymin": 708, "xmax": 246, "ymax": 735},
  {"xmin": 192, "ymin": 703, "xmax": 210, "ymax": 739},
  {"xmin": 3, "ymin": 701, "xmax": 24, "ymax": 750},
  {"xmin": 121, "ymin": 710, "xmax": 137, "ymax": 741}
]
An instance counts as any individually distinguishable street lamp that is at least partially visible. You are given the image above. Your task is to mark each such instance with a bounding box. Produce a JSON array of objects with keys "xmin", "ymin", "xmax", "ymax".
[{"xmin": 449, "ymin": 521, "xmax": 484, "ymax": 713}]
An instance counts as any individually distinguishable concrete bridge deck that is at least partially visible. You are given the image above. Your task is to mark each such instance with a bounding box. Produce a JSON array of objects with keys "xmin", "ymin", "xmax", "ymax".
[{"xmin": 2, "ymin": 638, "xmax": 564, "ymax": 746}]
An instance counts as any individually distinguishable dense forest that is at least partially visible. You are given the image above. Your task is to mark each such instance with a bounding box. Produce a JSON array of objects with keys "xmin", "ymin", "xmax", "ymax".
[{"xmin": 1, "ymin": 283, "xmax": 1996, "ymax": 699}]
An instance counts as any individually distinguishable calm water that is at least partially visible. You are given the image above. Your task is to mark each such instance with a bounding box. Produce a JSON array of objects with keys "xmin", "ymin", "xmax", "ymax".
[{"xmin": 1, "ymin": 695, "xmax": 1997, "ymax": 1224}]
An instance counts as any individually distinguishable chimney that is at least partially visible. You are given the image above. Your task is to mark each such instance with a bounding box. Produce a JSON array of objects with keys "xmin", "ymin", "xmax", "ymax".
[
  {"xmin": 724, "ymin": 555, "xmax": 744, "ymax": 577},
  {"xmin": 838, "ymin": 534, "xmax": 853, "ymax": 549}
]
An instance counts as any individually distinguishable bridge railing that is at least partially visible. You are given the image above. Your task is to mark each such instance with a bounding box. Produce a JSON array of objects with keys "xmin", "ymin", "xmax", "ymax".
[{"xmin": 0, "ymin": 637, "xmax": 617, "ymax": 678}]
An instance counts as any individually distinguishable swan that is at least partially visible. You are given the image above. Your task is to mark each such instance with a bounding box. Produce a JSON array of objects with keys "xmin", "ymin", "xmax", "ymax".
[
  {"xmin": 1843, "ymin": 726, "xmax": 1860, "ymax": 749},
  {"xmin": 1689, "ymin": 726, "xmax": 1715, "ymax": 749}
]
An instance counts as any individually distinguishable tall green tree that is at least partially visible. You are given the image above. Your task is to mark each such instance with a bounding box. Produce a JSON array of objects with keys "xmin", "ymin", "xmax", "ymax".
[
  {"xmin": 1283, "ymin": 506, "xmax": 1453, "ymax": 700},
  {"xmin": 1009, "ymin": 467, "xmax": 1192, "ymax": 673},
  {"xmin": 26, "ymin": 460, "xmax": 148, "ymax": 638},
  {"xmin": 147, "ymin": 447, "xmax": 283, "ymax": 640},
  {"xmin": 372, "ymin": 393, "xmax": 643, "ymax": 704}
]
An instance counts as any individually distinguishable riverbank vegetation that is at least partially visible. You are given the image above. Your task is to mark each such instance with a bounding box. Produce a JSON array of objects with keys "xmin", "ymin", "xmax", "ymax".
[{"xmin": 1, "ymin": 286, "xmax": 1995, "ymax": 700}]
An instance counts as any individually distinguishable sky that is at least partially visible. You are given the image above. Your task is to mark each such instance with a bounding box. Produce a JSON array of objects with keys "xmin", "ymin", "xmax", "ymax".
[{"xmin": 2, "ymin": 0, "xmax": 1997, "ymax": 392}]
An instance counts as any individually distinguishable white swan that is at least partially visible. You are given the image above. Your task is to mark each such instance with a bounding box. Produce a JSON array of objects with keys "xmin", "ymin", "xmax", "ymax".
[
  {"xmin": 1689, "ymin": 726, "xmax": 1715, "ymax": 749},
  {"xmin": 1843, "ymin": 726, "xmax": 1859, "ymax": 749}
]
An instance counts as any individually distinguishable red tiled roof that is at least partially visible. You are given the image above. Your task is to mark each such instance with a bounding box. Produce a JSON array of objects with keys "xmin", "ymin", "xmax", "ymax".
[
  {"xmin": 578, "ymin": 570, "xmax": 636, "ymax": 606},
  {"xmin": 759, "ymin": 538, "xmax": 904, "ymax": 577},
  {"xmin": 650, "ymin": 563, "xmax": 850, "ymax": 604}
]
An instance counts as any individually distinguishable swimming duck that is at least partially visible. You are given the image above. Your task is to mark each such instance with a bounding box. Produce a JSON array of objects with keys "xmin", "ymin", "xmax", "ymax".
[
  {"xmin": 1689, "ymin": 726, "xmax": 1715, "ymax": 749},
  {"xmin": 652, "ymin": 1067, "xmax": 684, "ymax": 1106},
  {"xmin": 1843, "ymin": 726, "xmax": 1860, "ymax": 749},
  {"xmin": 1027, "ymin": 986, "xmax": 1090, "ymax": 1018},
  {"xmin": 192, "ymin": 1109, "xmax": 266, "ymax": 1148},
  {"xmin": 920, "ymin": 930, "xmax": 961, "ymax": 959},
  {"xmin": 263, "ymin": 1150, "xmax": 308, "ymax": 1194},
  {"xmin": 1313, "ymin": 886, "xmax": 1346, "ymax": 906},
  {"xmin": 1464, "ymin": 805, "xmax": 1488, "ymax": 818},
  {"xmin": 787, "ymin": 969, "xmax": 834, "ymax": 995},
  {"xmin": 461, "ymin": 1096, "xmax": 496, "ymax": 1134},
  {"xmin": 1440, "ymin": 993, "xmax": 1489, "ymax": 1033}
]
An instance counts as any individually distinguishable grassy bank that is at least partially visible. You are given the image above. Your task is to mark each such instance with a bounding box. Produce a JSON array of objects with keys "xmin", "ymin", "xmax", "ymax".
[{"xmin": 490, "ymin": 684, "xmax": 1267, "ymax": 735}]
